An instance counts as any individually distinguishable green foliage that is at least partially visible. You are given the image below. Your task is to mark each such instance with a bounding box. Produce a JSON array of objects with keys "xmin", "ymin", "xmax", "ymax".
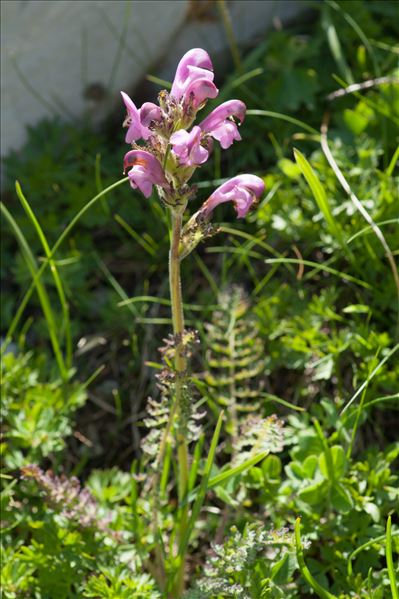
[
  {"xmin": 187, "ymin": 524, "xmax": 295, "ymax": 599},
  {"xmin": 83, "ymin": 568, "xmax": 161, "ymax": 599},
  {"xmin": 1, "ymin": 118, "xmax": 168, "ymax": 365},
  {"xmin": 1, "ymin": 458, "xmax": 157, "ymax": 598},
  {"xmin": 1, "ymin": 352, "xmax": 87, "ymax": 468}
]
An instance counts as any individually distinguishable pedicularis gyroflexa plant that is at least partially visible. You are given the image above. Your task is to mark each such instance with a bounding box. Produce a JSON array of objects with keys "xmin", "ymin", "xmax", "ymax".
[{"xmin": 120, "ymin": 48, "xmax": 265, "ymax": 595}]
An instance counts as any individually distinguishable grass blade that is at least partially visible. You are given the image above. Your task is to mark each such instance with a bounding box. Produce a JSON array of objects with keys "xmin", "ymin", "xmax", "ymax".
[
  {"xmin": 15, "ymin": 181, "xmax": 72, "ymax": 369},
  {"xmin": 95, "ymin": 255, "xmax": 140, "ymax": 317},
  {"xmin": 265, "ymin": 258, "xmax": 371, "ymax": 289},
  {"xmin": 247, "ymin": 110, "xmax": 319, "ymax": 135},
  {"xmin": 386, "ymin": 515, "xmax": 399, "ymax": 599},
  {"xmin": 207, "ymin": 450, "xmax": 269, "ymax": 490},
  {"xmin": 387, "ymin": 145, "xmax": 399, "ymax": 178},
  {"xmin": 260, "ymin": 392, "xmax": 305, "ymax": 412},
  {"xmin": 217, "ymin": 0, "xmax": 242, "ymax": 71},
  {"xmin": 295, "ymin": 518, "xmax": 337, "ymax": 599},
  {"xmin": 322, "ymin": 4, "xmax": 354, "ymax": 84},
  {"xmin": 219, "ymin": 225, "xmax": 294, "ymax": 265},
  {"xmin": 293, "ymin": 148, "xmax": 345, "ymax": 248},
  {"xmin": 114, "ymin": 213, "xmax": 157, "ymax": 256},
  {"xmin": 320, "ymin": 117, "xmax": 399, "ymax": 315},
  {"xmin": 1, "ymin": 177, "xmax": 129, "ymax": 355},
  {"xmin": 326, "ymin": 0, "xmax": 380, "ymax": 77},
  {"xmin": 347, "ymin": 528, "xmax": 399, "ymax": 577},
  {"xmin": 347, "ymin": 218, "xmax": 399, "ymax": 244},
  {"xmin": 188, "ymin": 435, "xmax": 205, "ymax": 492},
  {"xmin": 1, "ymin": 202, "xmax": 67, "ymax": 380},
  {"xmin": 230, "ymin": 67, "xmax": 263, "ymax": 88},
  {"xmin": 146, "ymin": 74, "xmax": 172, "ymax": 89},
  {"xmin": 117, "ymin": 295, "xmax": 218, "ymax": 313},
  {"xmin": 178, "ymin": 411, "xmax": 224, "ymax": 557},
  {"xmin": 340, "ymin": 343, "xmax": 399, "ymax": 414},
  {"xmin": 185, "ymin": 450, "xmax": 270, "ymax": 504}
]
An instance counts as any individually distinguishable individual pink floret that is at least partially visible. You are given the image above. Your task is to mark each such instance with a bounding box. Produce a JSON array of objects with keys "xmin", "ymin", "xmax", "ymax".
[
  {"xmin": 121, "ymin": 92, "xmax": 161, "ymax": 143},
  {"xmin": 202, "ymin": 174, "xmax": 265, "ymax": 218},
  {"xmin": 170, "ymin": 126, "xmax": 209, "ymax": 167},
  {"xmin": 123, "ymin": 150, "xmax": 170, "ymax": 198},
  {"xmin": 199, "ymin": 100, "xmax": 246, "ymax": 149},
  {"xmin": 170, "ymin": 48, "xmax": 218, "ymax": 108},
  {"xmin": 140, "ymin": 102, "xmax": 162, "ymax": 129}
]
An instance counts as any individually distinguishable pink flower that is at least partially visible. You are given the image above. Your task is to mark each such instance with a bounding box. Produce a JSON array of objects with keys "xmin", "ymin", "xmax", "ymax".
[
  {"xmin": 123, "ymin": 150, "xmax": 169, "ymax": 198},
  {"xmin": 170, "ymin": 126, "xmax": 209, "ymax": 166},
  {"xmin": 140, "ymin": 102, "xmax": 162, "ymax": 129},
  {"xmin": 199, "ymin": 100, "xmax": 246, "ymax": 149},
  {"xmin": 201, "ymin": 174, "xmax": 265, "ymax": 218},
  {"xmin": 170, "ymin": 48, "xmax": 218, "ymax": 108},
  {"xmin": 121, "ymin": 92, "xmax": 161, "ymax": 143}
]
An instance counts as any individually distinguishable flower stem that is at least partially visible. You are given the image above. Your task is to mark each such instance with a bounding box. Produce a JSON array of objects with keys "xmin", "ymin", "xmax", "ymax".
[{"xmin": 169, "ymin": 209, "xmax": 189, "ymax": 593}]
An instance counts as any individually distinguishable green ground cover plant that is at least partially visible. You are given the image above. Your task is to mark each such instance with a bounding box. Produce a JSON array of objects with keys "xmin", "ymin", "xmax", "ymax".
[{"xmin": 1, "ymin": 1, "xmax": 398, "ymax": 597}]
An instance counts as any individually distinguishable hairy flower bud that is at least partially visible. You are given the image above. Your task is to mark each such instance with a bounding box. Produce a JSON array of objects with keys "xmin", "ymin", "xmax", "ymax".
[{"xmin": 179, "ymin": 210, "xmax": 219, "ymax": 259}]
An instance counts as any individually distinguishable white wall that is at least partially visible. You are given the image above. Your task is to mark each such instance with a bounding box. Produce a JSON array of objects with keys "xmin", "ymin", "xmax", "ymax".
[{"xmin": 1, "ymin": 0, "xmax": 306, "ymax": 157}]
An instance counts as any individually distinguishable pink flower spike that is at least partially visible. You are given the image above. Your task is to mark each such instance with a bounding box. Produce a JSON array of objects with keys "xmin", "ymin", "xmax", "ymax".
[
  {"xmin": 202, "ymin": 174, "xmax": 265, "ymax": 219},
  {"xmin": 170, "ymin": 48, "xmax": 218, "ymax": 107},
  {"xmin": 170, "ymin": 126, "xmax": 209, "ymax": 167},
  {"xmin": 199, "ymin": 100, "xmax": 246, "ymax": 149},
  {"xmin": 123, "ymin": 150, "xmax": 169, "ymax": 198},
  {"xmin": 121, "ymin": 91, "xmax": 143, "ymax": 143}
]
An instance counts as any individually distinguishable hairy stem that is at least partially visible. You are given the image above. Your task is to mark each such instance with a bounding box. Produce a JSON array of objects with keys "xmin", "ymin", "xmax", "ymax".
[{"xmin": 169, "ymin": 210, "xmax": 189, "ymax": 594}]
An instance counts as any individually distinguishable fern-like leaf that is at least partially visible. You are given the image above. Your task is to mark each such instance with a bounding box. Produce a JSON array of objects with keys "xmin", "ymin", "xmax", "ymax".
[
  {"xmin": 233, "ymin": 414, "xmax": 284, "ymax": 466},
  {"xmin": 187, "ymin": 524, "xmax": 294, "ymax": 598},
  {"xmin": 141, "ymin": 329, "xmax": 204, "ymax": 472},
  {"xmin": 204, "ymin": 287, "xmax": 267, "ymax": 448}
]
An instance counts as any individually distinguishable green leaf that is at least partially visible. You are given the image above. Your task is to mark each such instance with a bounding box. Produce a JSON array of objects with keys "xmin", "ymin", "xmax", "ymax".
[
  {"xmin": 331, "ymin": 482, "xmax": 353, "ymax": 513},
  {"xmin": 271, "ymin": 552, "xmax": 297, "ymax": 584},
  {"xmin": 278, "ymin": 158, "xmax": 301, "ymax": 179},
  {"xmin": 262, "ymin": 455, "xmax": 282, "ymax": 480},
  {"xmin": 319, "ymin": 446, "xmax": 347, "ymax": 479},
  {"xmin": 207, "ymin": 450, "xmax": 270, "ymax": 490},
  {"xmin": 313, "ymin": 355, "xmax": 334, "ymax": 380},
  {"xmin": 343, "ymin": 104, "xmax": 374, "ymax": 134},
  {"xmin": 342, "ymin": 304, "xmax": 371, "ymax": 314},
  {"xmin": 298, "ymin": 480, "xmax": 327, "ymax": 505},
  {"xmin": 364, "ymin": 502, "xmax": 381, "ymax": 523},
  {"xmin": 303, "ymin": 455, "xmax": 319, "ymax": 478},
  {"xmin": 214, "ymin": 485, "xmax": 238, "ymax": 507},
  {"xmin": 293, "ymin": 148, "xmax": 345, "ymax": 247}
]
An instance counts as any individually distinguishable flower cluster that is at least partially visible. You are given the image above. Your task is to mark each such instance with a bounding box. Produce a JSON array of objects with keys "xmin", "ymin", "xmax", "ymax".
[
  {"xmin": 121, "ymin": 48, "xmax": 265, "ymax": 252},
  {"xmin": 21, "ymin": 464, "xmax": 119, "ymax": 537}
]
